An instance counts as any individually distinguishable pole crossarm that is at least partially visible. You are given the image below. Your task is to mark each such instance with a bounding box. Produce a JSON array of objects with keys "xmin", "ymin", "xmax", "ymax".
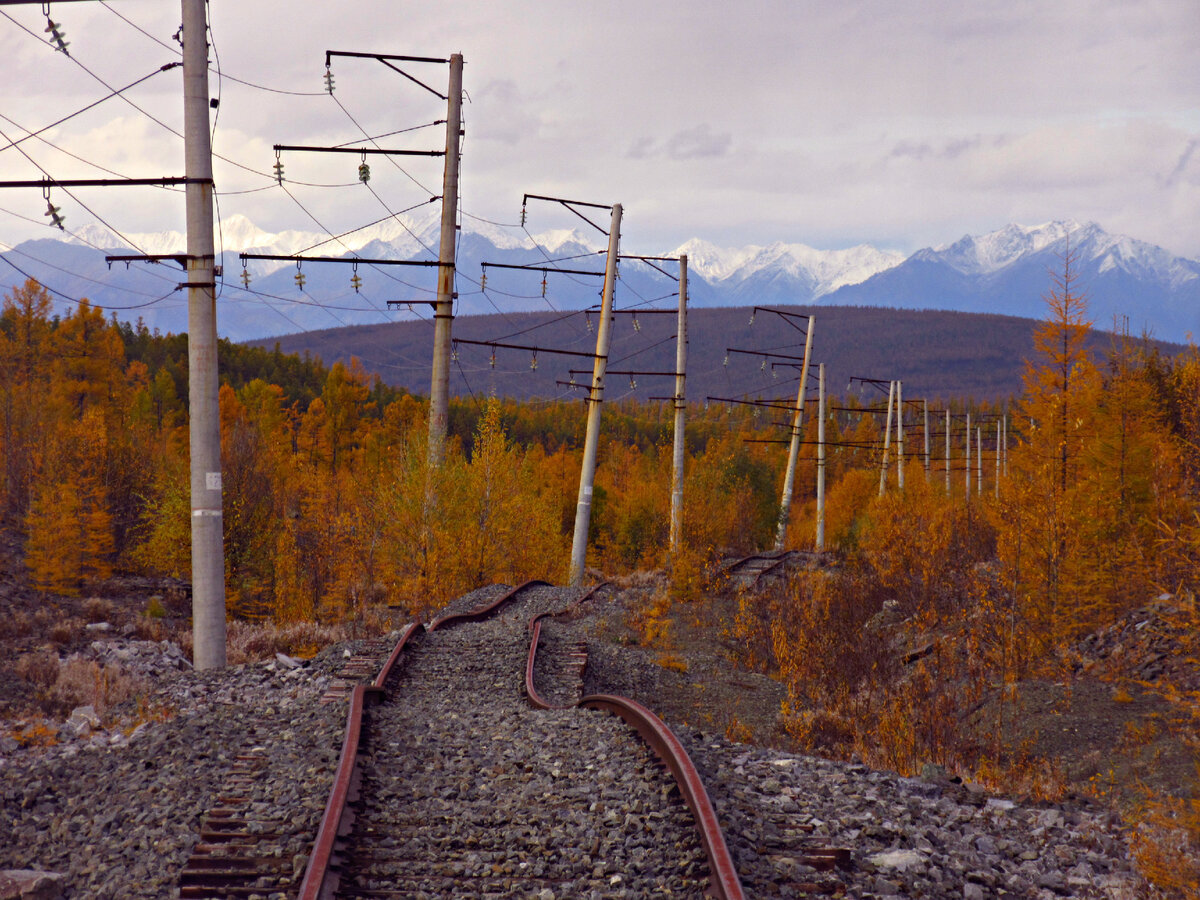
[
  {"xmin": 522, "ymin": 193, "xmax": 612, "ymax": 236},
  {"xmin": 326, "ymin": 50, "xmax": 449, "ymax": 65},
  {"xmin": 0, "ymin": 177, "xmax": 208, "ymax": 188},
  {"xmin": 481, "ymin": 260, "xmax": 604, "ymax": 278},
  {"xmin": 106, "ymin": 254, "xmax": 196, "ymax": 269},
  {"xmin": 619, "ymin": 254, "xmax": 680, "ymax": 280},
  {"xmin": 726, "ymin": 346, "xmax": 810, "ymax": 363},
  {"xmin": 324, "ymin": 51, "xmax": 450, "ymax": 100},
  {"xmin": 830, "ymin": 404, "xmax": 891, "ymax": 414},
  {"xmin": 453, "ymin": 337, "xmax": 600, "ymax": 360},
  {"xmin": 848, "ymin": 375, "xmax": 894, "ymax": 395},
  {"xmin": 769, "ymin": 360, "xmax": 823, "ymax": 370},
  {"xmin": 707, "ymin": 395, "xmax": 797, "ymax": 411},
  {"xmin": 569, "ymin": 368, "xmax": 674, "ymax": 377},
  {"xmin": 273, "ymin": 144, "xmax": 443, "ymax": 158},
  {"xmin": 750, "ymin": 306, "xmax": 811, "ymax": 335},
  {"xmin": 239, "ymin": 252, "xmax": 450, "ymax": 268}
]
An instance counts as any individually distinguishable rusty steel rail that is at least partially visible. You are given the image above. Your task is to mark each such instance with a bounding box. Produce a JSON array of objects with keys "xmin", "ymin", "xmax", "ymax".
[
  {"xmin": 580, "ymin": 694, "xmax": 747, "ymax": 900},
  {"xmin": 427, "ymin": 579, "xmax": 550, "ymax": 631},
  {"xmin": 297, "ymin": 621, "xmax": 422, "ymax": 900},
  {"xmin": 371, "ymin": 621, "xmax": 423, "ymax": 688},
  {"xmin": 725, "ymin": 550, "xmax": 797, "ymax": 587},
  {"xmin": 524, "ymin": 582, "xmax": 608, "ymax": 710},
  {"xmin": 298, "ymin": 584, "xmax": 545, "ymax": 899}
]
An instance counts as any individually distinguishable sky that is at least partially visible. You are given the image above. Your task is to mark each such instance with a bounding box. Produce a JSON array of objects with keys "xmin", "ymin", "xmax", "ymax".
[{"xmin": 0, "ymin": 0, "xmax": 1197, "ymax": 260}]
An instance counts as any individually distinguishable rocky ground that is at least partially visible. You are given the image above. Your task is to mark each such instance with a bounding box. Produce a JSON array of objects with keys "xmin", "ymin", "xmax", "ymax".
[{"xmin": 0, "ymin": 564, "xmax": 1188, "ymax": 897}]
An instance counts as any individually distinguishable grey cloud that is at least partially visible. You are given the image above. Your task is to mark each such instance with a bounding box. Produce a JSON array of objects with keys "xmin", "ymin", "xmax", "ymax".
[
  {"xmin": 627, "ymin": 136, "xmax": 656, "ymax": 159},
  {"xmin": 890, "ymin": 134, "xmax": 1011, "ymax": 162},
  {"xmin": 665, "ymin": 124, "xmax": 732, "ymax": 160}
]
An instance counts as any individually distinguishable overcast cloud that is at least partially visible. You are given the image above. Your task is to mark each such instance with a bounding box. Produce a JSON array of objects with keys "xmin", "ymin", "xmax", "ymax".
[{"xmin": 0, "ymin": 0, "xmax": 1196, "ymax": 258}]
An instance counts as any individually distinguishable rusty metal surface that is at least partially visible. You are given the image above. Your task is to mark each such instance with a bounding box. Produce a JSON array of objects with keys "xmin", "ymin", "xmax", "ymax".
[
  {"xmin": 372, "ymin": 621, "xmax": 423, "ymax": 688},
  {"xmin": 299, "ymin": 582, "xmax": 547, "ymax": 899},
  {"xmin": 524, "ymin": 582, "xmax": 607, "ymax": 710},
  {"xmin": 579, "ymin": 693, "xmax": 747, "ymax": 900},
  {"xmin": 296, "ymin": 682, "xmax": 373, "ymax": 900},
  {"xmin": 426, "ymin": 579, "xmax": 549, "ymax": 631}
]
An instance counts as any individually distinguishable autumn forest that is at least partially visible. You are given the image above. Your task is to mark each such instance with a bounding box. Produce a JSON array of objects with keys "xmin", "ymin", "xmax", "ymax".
[{"xmin": 3, "ymin": 260, "xmax": 1200, "ymax": 891}]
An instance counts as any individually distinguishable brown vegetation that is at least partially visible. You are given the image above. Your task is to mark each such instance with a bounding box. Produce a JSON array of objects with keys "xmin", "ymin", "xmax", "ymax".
[{"xmin": 3, "ymin": 267, "xmax": 1198, "ymax": 892}]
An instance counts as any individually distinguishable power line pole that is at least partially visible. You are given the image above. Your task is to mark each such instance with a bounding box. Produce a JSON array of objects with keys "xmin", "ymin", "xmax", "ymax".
[
  {"xmin": 995, "ymin": 419, "xmax": 1001, "ymax": 498},
  {"xmin": 773, "ymin": 316, "xmax": 814, "ymax": 551},
  {"xmin": 945, "ymin": 408, "xmax": 951, "ymax": 494},
  {"xmin": 977, "ymin": 424, "xmax": 983, "ymax": 496},
  {"xmin": 181, "ymin": 0, "xmax": 225, "ymax": 669},
  {"xmin": 428, "ymin": 53, "xmax": 463, "ymax": 467},
  {"xmin": 879, "ymin": 380, "xmax": 895, "ymax": 497},
  {"xmin": 815, "ymin": 363, "xmax": 826, "ymax": 551},
  {"xmin": 669, "ymin": 254, "xmax": 688, "ymax": 556},
  {"xmin": 569, "ymin": 203, "xmax": 622, "ymax": 587},
  {"xmin": 923, "ymin": 399, "xmax": 930, "ymax": 479},
  {"xmin": 896, "ymin": 380, "xmax": 905, "ymax": 490},
  {"xmin": 965, "ymin": 411, "xmax": 972, "ymax": 497}
]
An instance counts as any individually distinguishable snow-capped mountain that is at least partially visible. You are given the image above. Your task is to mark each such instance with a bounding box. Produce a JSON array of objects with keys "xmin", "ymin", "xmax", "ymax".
[
  {"xmin": 678, "ymin": 237, "xmax": 904, "ymax": 299},
  {"xmin": 4, "ymin": 217, "xmax": 1198, "ymax": 343},
  {"xmin": 827, "ymin": 220, "xmax": 1200, "ymax": 340}
]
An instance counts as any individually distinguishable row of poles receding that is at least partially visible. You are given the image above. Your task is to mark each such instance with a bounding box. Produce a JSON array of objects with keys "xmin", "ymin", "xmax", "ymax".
[{"xmin": 9, "ymin": 3, "xmax": 1011, "ymax": 664}]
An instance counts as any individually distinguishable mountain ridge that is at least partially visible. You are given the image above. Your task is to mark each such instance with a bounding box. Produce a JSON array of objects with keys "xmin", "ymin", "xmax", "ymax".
[{"xmin": 4, "ymin": 217, "xmax": 1197, "ymax": 343}]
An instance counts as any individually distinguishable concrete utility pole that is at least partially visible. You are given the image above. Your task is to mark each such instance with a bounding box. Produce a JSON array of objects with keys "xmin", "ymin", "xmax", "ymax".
[
  {"xmin": 181, "ymin": 0, "xmax": 225, "ymax": 670},
  {"xmin": 944, "ymin": 409, "xmax": 951, "ymax": 494},
  {"xmin": 815, "ymin": 363, "xmax": 826, "ymax": 551},
  {"xmin": 774, "ymin": 316, "xmax": 814, "ymax": 550},
  {"xmin": 427, "ymin": 53, "xmax": 464, "ymax": 467},
  {"xmin": 965, "ymin": 412, "xmax": 972, "ymax": 498},
  {"xmin": 923, "ymin": 400, "xmax": 930, "ymax": 479},
  {"xmin": 568, "ymin": 203, "xmax": 622, "ymax": 586},
  {"xmin": 669, "ymin": 255, "xmax": 688, "ymax": 556},
  {"xmin": 995, "ymin": 420, "xmax": 1001, "ymax": 498},
  {"xmin": 977, "ymin": 425, "xmax": 983, "ymax": 496},
  {"xmin": 879, "ymin": 380, "xmax": 895, "ymax": 497},
  {"xmin": 1002, "ymin": 414, "xmax": 1009, "ymax": 477},
  {"xmin": 896, "ymin": 380, "xmax": 905, "ymax": 490}
]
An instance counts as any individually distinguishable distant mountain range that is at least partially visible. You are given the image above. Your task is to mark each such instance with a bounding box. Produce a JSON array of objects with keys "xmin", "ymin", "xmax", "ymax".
[{"xmin": 2, "ymin": 214, "xmax": 1197, "ymax": 343}]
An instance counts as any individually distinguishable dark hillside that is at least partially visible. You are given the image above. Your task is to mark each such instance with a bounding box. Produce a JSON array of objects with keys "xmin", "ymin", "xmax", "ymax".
[{"xmin": 247, "ymin": 305, "xmax": 1184, "ymax": 405}]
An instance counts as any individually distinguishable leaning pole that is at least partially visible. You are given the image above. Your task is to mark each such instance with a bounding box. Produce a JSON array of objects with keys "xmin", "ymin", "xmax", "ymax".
[{"xmin": 568, "ymin": 204, "xmax": 622, "ymax": 586}]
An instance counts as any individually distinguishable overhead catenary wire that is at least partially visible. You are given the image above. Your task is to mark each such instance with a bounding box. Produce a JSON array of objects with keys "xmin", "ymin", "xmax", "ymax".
[{"xmin": 0, "ymin": 63, "xmax": 181, "ymax": 155}]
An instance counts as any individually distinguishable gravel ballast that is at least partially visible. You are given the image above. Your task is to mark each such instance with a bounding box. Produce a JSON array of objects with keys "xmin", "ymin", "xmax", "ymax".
[{"xmin": 1, "ymin": 583, "xmax": 1152, "ymax": 898}]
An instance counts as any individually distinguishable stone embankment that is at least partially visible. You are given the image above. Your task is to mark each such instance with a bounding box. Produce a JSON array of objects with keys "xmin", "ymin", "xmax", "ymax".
[{"xmin": 0, "ymin": 584, "xmax": 1149, "ymax": 899}]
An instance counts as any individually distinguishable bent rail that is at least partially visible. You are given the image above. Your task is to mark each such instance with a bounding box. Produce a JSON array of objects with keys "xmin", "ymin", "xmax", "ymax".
[
  {"xmin": 300, "ymin": 585, "xmax": 546, "ymax": 899},
  {"xmin": 297, "ymin": 682, "xmax": 378, "ymax": 900},
  {"xmin": 371, "ymin": 621, "xmax": 423, "ymax": 688},
  {"xmin": 427, "ymin": 579, "xmax": 549, "ymax": 631},
  {"xmin": 299, "ymin": 621, "xmax": 424, "ymax": 900},
  {"xmin": 580, "ymin": 694, "xmax": 747, "ymax": 900},
  {"xmin": 524, "ymin": 582, "xmax": 607, "ymax": 710}
]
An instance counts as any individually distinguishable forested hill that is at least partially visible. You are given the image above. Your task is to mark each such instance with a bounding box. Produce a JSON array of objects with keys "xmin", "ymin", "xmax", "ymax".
[{"xmin": 246, "ymin": 304, "xmax": 1184, "ymax": 405}]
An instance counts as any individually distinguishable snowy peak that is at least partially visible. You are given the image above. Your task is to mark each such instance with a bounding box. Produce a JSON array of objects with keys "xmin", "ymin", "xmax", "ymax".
[
  {"xmin": 676, "ymin": 237, "xmax": 903, "ymax": 297},
  {"xmin": 921, "ymin": 220, "xmax": 1085, "ymax": 275},
  {"xmin": 915, "ymin": 220, "xmax": 1200, "ymax": 290}
]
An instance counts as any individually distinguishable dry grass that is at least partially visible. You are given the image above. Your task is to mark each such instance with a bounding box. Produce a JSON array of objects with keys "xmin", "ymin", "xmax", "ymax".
[
  {"xmin": 14, "ymin": 651, "xmax": 146, "ymax": 718},
  {"xmin": 81, "ymin": 596, "xmax": 114, "ymax": 623},
  {"xmin": 0, "ymin": 608, "xmax": 33, "ymax": 639},
  {"xmin": 224, "ymin": 618, "xmax": 350, "ymax": 664}
]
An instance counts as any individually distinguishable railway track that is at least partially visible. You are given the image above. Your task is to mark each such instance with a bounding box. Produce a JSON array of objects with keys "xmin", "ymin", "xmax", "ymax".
[
  {"xmin": 181, "ymin": 581, "xmax": 746, "ymax": 899},
  {"xmin": 722, "ymin": 550, "xmax": 823, "ymax": 590}
]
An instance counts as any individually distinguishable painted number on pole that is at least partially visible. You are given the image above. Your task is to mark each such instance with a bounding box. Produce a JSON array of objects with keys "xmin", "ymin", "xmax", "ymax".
[{"xmin": 206, "ymin": 472, "xmax": 222, "ymax": 491}]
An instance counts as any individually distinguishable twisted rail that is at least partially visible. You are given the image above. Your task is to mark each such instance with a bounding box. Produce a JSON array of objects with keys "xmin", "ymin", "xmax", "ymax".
[
  {"xmin": 525, "ymin": 587, "xmax": 747, "ymax": 900},
  {"xmin": 298, "ymin": 582, "xmax": 543, "ymax": 900},
  {"xmin": 579, "ymin": 694, "xmax": 746, "ymax": 900}
]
